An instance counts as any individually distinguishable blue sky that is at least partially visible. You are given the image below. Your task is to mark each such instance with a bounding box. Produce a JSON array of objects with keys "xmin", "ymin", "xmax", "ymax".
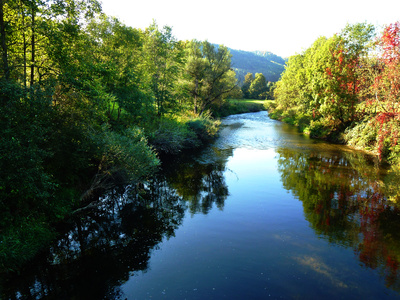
[{"xmin": 100, "ymin": 0, "xmax": 399, "ymax": 58}]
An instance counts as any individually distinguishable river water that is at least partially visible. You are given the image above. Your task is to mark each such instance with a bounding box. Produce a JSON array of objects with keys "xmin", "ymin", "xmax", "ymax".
[{"xmin": 3, "ymin": 111, "xmax": 400, "ymax": 299}]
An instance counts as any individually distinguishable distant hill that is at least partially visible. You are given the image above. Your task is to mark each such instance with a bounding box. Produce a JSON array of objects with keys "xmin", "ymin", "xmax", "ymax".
[{"xmin": 228, "ymin": 48, "xmax": 286, "ymax": 83}]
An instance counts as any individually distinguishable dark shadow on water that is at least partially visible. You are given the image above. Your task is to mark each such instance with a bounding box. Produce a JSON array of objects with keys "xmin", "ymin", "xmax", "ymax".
[{"xmin": 0, "ymin": 147, "xmax": 233, "ymax": 300}]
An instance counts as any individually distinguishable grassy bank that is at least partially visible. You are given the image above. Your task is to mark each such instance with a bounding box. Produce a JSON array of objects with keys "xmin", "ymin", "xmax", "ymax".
[{"xmin": 212, "ymin": 99, "xmax": 267, "ymax": 118}]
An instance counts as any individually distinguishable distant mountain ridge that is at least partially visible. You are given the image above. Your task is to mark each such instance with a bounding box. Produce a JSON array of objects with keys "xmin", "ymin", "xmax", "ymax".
[{"xmin": 228, "ymin": 48, "xmax": 286, "ymax": 83}]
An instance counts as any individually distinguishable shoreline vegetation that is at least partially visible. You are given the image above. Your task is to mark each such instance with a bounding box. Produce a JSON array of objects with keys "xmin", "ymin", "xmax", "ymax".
[
  {"xmin": 0, "ymin": 0, "xmax": 269, "ymax": 273},
  {"xmin": 266, "ymin": 22, "xmax": 400, "ymax": 165},
  {"xmin": 1, "ymin": 0, "xmax": 399, "ymax": 278}
]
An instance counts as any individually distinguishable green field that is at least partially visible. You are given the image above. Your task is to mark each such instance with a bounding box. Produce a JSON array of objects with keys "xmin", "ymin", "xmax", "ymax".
[{"xmin": 213, "ymin": 99, "xmax": 273, "ymax": 118}]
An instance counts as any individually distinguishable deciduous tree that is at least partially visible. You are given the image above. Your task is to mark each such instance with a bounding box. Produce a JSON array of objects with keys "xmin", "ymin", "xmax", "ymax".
[{"xmin": 182, "ymin": 41, "xmax": 237, "ymax": 115}]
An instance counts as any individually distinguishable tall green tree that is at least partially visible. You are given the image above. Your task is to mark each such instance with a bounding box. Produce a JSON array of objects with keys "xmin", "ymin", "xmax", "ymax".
[
  {"xmin": 81, "ymin": 15, "xmax": 149, "ymax": 122},
  {"xmin": 241, "ymin": 72, "xmax": 253, "ymax": 98},
  {"xmin": 182, "ymin": 40, "xmax": 237, "ymax": 115},
  {"xmin": 143, "ymin": 21, "xmax": 185, "ymax": 117},
  {"xmin": 273, "ymin": 53, "xmax": 308, "ymax": 111},
  {"xmin": 248, "ymin": 72, "xmax": 267, "ymax": 99}
]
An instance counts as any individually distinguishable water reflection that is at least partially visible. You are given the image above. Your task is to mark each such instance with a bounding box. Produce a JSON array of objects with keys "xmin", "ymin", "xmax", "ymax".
[
  {"xmin": 3, "ymin": 112, "xmax": 400, "ymax": 299},
  {"xmin": 1, "ymin": 182, "xmax": 186, "ymax": 299},
  {"xmin": 161, "ymin": 148, "xmax": 231, "ymax": 215},
  {"xmin": 0, "ymin": 152, "xmax": 231, "ymax": 299},
  {"xmin": 276, "ymin": 147, "xmax": 400, "ymax": 292}
]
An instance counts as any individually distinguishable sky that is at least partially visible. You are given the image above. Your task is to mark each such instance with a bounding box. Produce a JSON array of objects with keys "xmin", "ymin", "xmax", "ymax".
[{"xmin": 99, "ymin": 0, "xmax": 400, "ymax": 58}]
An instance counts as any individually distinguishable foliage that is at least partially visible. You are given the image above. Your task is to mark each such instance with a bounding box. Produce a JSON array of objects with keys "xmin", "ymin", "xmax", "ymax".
[
  {"xmin": 241, "ymin": 72, "xmax": 253, "ymax": 98},
  {"xmin": 148, "ymin": 114, "xmax": 220, "ymax": 155},
  {"xmin": 271, "ymin": 21, "xmax": 400, "ymax": 161},
  {"xmin": 270, "ymin": 22, "xmax": 400, "ymax": 156},
  {"xmin": 248, "ymin": 73, "xmax": 268, "ymax": 99},
  {"xmin": 142, "ymin": 21, "xmax": 185, "ymax": 117},
  {"xmin": 344, "ymin": 22, "xmax": 400, "ymax": 160},
  {"xmin": 180, "ymin": 40, "xmax": 237, "ymax": 115},
  {"xmin": 148, "ymin": 118, "xmax": 198, "ymax": 154},
  {"xmin": 0, "ymin": 0, "xmax": 242, "ymax": 273},
  {"xmin": 99, "ymin": 127, "xmax": 160, "ymax": 181},
  {"xmin": 0, "ymin": 218, "xmax": 56, "ymax": 272}
]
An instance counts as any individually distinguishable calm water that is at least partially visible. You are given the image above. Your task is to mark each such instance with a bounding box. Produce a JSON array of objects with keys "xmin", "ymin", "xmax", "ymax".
[{"xmin": 2, "ymin": 111, "xmax": 400, "ymax": 299}]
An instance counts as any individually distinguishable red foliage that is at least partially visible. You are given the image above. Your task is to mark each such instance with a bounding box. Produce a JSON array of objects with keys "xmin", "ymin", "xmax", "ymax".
[
  {"xmin": 380, "ymin": 22, "xmax": 400, "ymax": 64},
  {"xmin": 367, "ymin": 22, "xmax": 400, "ymax": 158}
]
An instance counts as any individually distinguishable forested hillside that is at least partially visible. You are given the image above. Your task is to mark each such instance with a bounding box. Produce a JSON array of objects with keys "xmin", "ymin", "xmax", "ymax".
[{"xmin": 229, "ymin": 48, "xmax": 286, "ymax": 82}]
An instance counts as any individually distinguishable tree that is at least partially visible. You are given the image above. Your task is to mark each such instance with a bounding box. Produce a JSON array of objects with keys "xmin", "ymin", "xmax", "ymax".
[
  {"xmin": 80, "ymin": 15, "xmax": 149, "ymax": 122},
  {"xmin": 241, "ymin": 72, "xmax": 253, "ymax": 98},
  {"xmin": 274, "ymin": 53, "xmax": 308, "ymax": 110},
  {"xmin": 182, "ymin": 41, "xmax": 237, "ymax": 115},
  {"xmin": 367, "ymin": 22, "xmax": 400, "ymax": 158},
  {"xmin": 143, "ymin": 21, "xmax": 185, "ymax": 117},
  {"xmin": 248, "ymin": 72, "xmax": 267, "ymax": 99},
  {"xmin": 272, "ymin": 23, "xmax": 376, "ymax": 138},
  {"xmin": 0, "ymin": 0, "xmax": 9, "ymax": 80}
]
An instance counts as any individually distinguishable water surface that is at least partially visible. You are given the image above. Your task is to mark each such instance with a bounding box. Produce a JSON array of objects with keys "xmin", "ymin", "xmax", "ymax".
[{"xmin": 3, "ymin": 111, "xmax": 400, "ymax": 299}]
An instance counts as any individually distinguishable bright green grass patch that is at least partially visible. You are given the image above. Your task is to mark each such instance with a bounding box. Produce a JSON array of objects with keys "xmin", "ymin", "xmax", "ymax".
[
  {"xmin": 230, "ymin": 99, "xmax": 267, "ymax": 105},
  {"xmin": 213, "ymin": 99, "xmax": 267, "ymax": 118}
]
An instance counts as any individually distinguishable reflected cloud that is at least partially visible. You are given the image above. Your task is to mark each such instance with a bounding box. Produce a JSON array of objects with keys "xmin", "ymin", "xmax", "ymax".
[
  {"xmin": 277, "ymin": 146, "xmax": 400, "ymax": 292},
  {"xmin": 294, "ymin": 255, "xmax": 348, "ymax": 288}
]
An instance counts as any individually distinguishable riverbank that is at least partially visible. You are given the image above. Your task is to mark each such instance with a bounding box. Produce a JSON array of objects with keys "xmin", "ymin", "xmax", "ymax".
[
  {"xmin": 3, "ymin": 111, "xmax": 400, "ymax": 299},
  {"xmin": 0, "ymin": 96, "xmax": 270, "ymax": 274},
  {"xmin": 0, "ymin": 105, "xmax": 251, "ymax": 274},
  {"xmin": 212, "ymin": 99, "xmax": 267, "ymax": 118},
  {"xmin": 263, "ymin": 100, "xmax": 399, "ymax": 164}
]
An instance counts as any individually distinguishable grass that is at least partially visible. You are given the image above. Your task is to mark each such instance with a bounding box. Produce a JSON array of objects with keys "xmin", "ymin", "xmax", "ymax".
[
  {"xmin": 213, "ymin": 98, "xmax": 268, "ymax": 118},
  {"xmin": 230, "ymin": 99, "xmax": 265, "ymax": 105}
]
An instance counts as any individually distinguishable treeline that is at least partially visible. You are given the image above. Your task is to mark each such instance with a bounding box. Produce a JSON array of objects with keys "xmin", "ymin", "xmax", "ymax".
[
  {"xmin": 268, "ymin": 22, "xmax": 400, "ymax": 163},
  {"xmin": 0, "ymin": 0, "xmax": 237, "ymax": 271},
  {"xmin": 241, "ymin": 72, "xmax": 275, "ymax": 100}
]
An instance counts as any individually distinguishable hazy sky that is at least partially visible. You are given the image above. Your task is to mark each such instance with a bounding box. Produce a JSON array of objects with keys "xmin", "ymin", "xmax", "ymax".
[{"xmin": 100, "ymin": 0, "xmax": 399, "ymax": 58}]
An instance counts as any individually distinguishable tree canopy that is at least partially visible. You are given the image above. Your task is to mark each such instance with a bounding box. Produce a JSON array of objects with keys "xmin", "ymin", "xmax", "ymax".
[{"xmin": 0, "ymin": 0, "xmax": 236, "ymax": 272}]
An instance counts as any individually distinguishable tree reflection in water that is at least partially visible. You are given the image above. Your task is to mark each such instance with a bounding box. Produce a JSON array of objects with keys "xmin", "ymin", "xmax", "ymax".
[
  {"xmin": 276, "ymin": 147, "xmax": 400, "ymax": 292},
  {"xmin": 1, "ymin": 153, "xmax": 230, "ymax": 300},
  {"xmin": 160, "ymin": 148, "xmax": 231, "ymax": 215}
]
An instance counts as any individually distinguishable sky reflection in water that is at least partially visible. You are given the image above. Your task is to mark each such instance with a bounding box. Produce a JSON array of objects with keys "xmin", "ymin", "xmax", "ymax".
[
  {"xmin": 122, "ymin": 112, "xmax": 400, "ymax": 299},
  {"xmin": 3, "ymin": 112, "xmax": 400, "ymax": 299}
]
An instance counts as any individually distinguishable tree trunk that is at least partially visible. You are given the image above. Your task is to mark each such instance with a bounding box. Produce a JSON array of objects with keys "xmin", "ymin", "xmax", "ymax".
[
  {"xmin": 22, "ymin": 6, "xmax": 27, "ymax": 87},
  {"xmin": 194, "ymin": 77, "xmax": 198, "ymax": 114},
  {"xmin": 30, "ymin": 7, "xmax": 35, "ymax": 86},
  {"xmin": 0, "ymin": 0, "xmax": 9, "ymax": 80}
]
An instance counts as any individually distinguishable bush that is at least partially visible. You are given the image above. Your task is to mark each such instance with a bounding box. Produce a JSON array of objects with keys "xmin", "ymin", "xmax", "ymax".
[
  {"xmin": 186, "ymin": 116, "xmax": 220, "ymax": 142},
  {"xmin": 100, "ymin": 126, "xmax": 160, "ymax": 181},
  {"xmin": 148, "ymin": 119, "xmax": 198, "ymax": 155},
  {"xmin": 344, "ymin": 121, "xmax": 378, "ymax": 152},
  {"xmin": 305, "ymin": 120, "xmax": 332, "ymax": 139},
  {"xmin": 263, "ymin": 100, "xmax": 276, "ymax": 111},
  {"xmin": 148, "ymin": 115, "xmax": 220, "ymax": 155}
]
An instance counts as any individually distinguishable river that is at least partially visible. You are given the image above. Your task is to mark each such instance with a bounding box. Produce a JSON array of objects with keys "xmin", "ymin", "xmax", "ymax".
[{"xmin": 2, "ymin": 111, "xmax": 400, "ymax": 299}]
